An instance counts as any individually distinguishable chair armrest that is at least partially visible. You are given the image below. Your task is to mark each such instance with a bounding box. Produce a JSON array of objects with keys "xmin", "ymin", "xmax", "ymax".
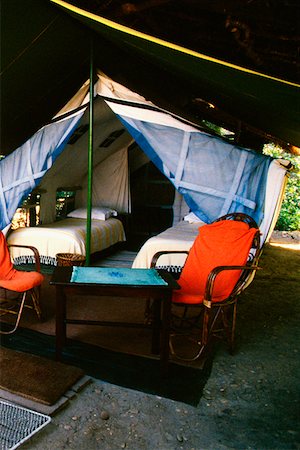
[
  {"xmin": 203, "ymin": 264, "xmax": 260, "ymax": 308},
  {"xmin": 8, "ymin": 244, "xmax": 42, "ymax": 273},
  {"xmin": 150, "ymin": 250, "xmax": 189, "ymax": 268}
]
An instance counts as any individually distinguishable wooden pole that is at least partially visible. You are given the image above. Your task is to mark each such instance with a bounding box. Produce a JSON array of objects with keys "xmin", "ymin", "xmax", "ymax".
[{"xmin": 85, "ymin": 37, "xmax": 94, "ymax": 266}]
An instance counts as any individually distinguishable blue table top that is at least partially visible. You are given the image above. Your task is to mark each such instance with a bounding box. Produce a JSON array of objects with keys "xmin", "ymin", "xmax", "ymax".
[{"xmin": 70, "ymin": 267, "xmax": 168, "ymax": 286}]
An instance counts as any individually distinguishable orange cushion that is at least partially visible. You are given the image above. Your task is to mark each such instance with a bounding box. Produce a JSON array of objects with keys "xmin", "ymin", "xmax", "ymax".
[
  {"xmin": 172, "ymin": 220, "xmax": 258, "ymax": 305},
  {"xmin": 0, "ymin": 231, "xmax": 44, "ymax": 292}
]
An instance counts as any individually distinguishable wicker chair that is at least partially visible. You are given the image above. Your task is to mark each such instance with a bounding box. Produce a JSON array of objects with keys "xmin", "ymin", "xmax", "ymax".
[
  {"xmin": 0, "ymin": 231, "xmax": 44, "ymax": 334},
  {"xmin": 150, "ymin": 213, "xmax": 261, "ymax": 361}
]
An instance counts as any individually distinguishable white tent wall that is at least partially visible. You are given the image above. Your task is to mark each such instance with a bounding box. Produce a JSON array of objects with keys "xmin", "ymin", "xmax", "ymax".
[
  {"xmin": 260, "ymin": 159, "xmax": 290, "ymax": 244},
  {"xmin": 39, "ymin": 98, "xmax": 133, "ymax": 224},
  {"xmin": 76, "ymin": 146, "xmax": 131, "ymax": 214}
]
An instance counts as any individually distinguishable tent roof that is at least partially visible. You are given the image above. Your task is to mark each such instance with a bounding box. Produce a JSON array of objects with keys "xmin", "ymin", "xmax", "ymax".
[
  {"xmin": 1, "ymin": 0, "xmax": 299, "ymax": 155},
  {"xmin": 67, "ymin": 0, "xmax": 299, "ymax": 85}
]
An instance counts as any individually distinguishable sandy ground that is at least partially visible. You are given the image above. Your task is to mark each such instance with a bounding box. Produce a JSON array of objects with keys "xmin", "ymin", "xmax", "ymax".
[{"xmin": 15, "ymin": 234, "xmax": 300, "ymax": 449}]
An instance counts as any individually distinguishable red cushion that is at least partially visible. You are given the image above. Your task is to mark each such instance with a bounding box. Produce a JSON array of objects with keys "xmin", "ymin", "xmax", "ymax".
[
  {"xmin": 172, "ymin": 220, "xmax": 258, "ymax": 305},
  {"xmin": 0, "ymin": 231, "xmax": 44, "ymax": 292}
]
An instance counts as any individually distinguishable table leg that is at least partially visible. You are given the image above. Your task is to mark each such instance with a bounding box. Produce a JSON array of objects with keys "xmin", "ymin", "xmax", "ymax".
[
  {"xmin": 160, "ymin": 291, "xmax": 172, "ymax": 377},
  {"xmin": 55, "ymin": 286, "xmax": 66, "ymax": 361},
  {"xmin": 151, "ymin": 298, "xmax": 161, "ymax": 354}
]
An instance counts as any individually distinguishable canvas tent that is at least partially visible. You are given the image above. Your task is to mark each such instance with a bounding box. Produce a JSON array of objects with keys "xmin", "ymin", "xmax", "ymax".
[
  {"xmin": 0, "ymin": 0, "xmax": 295, "ymax": 259},
  {"xmin": 1, "ymin": 0, "xmax": 299, "ymax": 157},
  {"xmin": 0, "ymin": 72, "xmax": 289, "ymax": 249}
]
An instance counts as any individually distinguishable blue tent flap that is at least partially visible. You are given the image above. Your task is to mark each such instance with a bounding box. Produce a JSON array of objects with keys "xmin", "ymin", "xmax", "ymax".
[
  {"xmin": 0, "ymin": 110, "xmax": 85, "ymax": 230},
  {"xmin": 118, "ymin": 115, "xmax": 271, "ymax": 225}
]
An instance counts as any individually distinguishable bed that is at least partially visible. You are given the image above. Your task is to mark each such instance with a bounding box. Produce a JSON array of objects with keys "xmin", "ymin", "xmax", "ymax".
[
  {"xmin": 7, "ymin": 217, "xmax": 126, "ymax": 266},
  {"xmin": 132, "ymin": 220, "xmax": 202, "ymax": 271}
]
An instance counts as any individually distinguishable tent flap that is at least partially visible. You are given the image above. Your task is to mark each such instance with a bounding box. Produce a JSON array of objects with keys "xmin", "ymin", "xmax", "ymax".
[
  {"xmin": 0, "ymin": 109, "xmax": 85, "ymax": 230},
  {"xmin": 117, "ymin": 115, "xmax": 271, "ymax": 225},
  {"xmin": 96, "ymin": 72, "xmax": 272, "ymax": 225}
]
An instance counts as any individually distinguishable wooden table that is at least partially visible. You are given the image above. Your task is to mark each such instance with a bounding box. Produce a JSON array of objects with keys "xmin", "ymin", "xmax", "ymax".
[{"xmin": 50, "ymin": 266, "xmax": 179, "ymax": 376}]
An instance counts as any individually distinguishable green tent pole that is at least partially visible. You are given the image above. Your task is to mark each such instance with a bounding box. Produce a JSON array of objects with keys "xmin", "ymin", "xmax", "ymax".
[{"xmin": 85, "ymin": 37, "xmax": 94, "ymax": 266}]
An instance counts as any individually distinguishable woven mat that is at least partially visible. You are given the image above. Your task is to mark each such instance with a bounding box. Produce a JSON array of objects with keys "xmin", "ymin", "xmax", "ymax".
[{"xmin": 0, "ymin": 347, "xmax": 85, "ymax": 406}]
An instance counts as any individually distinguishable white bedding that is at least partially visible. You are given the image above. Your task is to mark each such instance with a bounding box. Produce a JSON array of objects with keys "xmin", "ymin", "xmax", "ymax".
[
  {"xmin": 7, "ymin": 217, "xmax": 126, "ymax": 265},
  {"xmin": 132, "ymin": 221, "xmax": 201, "ymax": 270}
]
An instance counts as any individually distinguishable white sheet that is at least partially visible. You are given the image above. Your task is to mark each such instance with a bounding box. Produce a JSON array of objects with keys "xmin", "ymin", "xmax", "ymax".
[
  {"xmin": 132, "ymin": 221, "xmax": 201, "ymax": 269},
  {"xmin": 7, "ymin": 217, "xmax": 125, "ymax": 265}
]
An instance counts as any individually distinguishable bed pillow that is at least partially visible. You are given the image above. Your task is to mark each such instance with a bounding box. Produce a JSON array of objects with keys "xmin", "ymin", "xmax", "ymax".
[{"xmin": 67, "ymin": 207, "xmax": 118, "ymax": 220}]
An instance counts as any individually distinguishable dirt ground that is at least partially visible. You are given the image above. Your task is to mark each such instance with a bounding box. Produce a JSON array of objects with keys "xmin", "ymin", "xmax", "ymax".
[{"xmin": 20, "ymin": 234, "xmax": 300, "ymax": 450}]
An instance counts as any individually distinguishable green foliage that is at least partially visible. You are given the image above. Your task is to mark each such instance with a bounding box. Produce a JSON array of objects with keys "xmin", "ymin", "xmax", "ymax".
[{"xmin": 263, "ymin": 143, "xmax": 300, "ymax": 231}]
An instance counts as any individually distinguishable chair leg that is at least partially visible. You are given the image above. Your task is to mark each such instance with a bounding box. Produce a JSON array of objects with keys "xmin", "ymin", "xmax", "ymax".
[
  {"xmin": 0, "ymin": 292, "xmax": 27, "ymax": 335},
  {"xmin": 201, "ymin": 307, "xmax": 210, "ymax": 347},
  {"xmin": 230, "ymin": 301, "xmax": 238, "ymax": 354},
  {"xmin": 30, "ymin": 287, "xmax": 42, "ymax": 320},
  {"xmin": 169, "ymin": 300, "xmax": 238, "ymax": 360},
  {"xmin": 220, "ymin": 302, "xmax": 237, "ymax": 354},
  {"xmin": 177, "ymin": 306, "xmax": 189, "ymax": 327},
  {"xmin": 168, "ymin": 305, "xmax": 208, "ymax": 362}
]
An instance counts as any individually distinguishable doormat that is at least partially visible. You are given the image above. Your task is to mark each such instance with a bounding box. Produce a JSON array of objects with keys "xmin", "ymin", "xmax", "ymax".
[
  {"xmin": 0, "ymin": 347, "xmax": 85, "ymax": 406},
  {"xmin": 1, "ymin": 326, "xmax": 213, "ymax": 406},
  {"xmin": 0, "ymin": 400, "xmax": 51, "ymax": 450}
]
